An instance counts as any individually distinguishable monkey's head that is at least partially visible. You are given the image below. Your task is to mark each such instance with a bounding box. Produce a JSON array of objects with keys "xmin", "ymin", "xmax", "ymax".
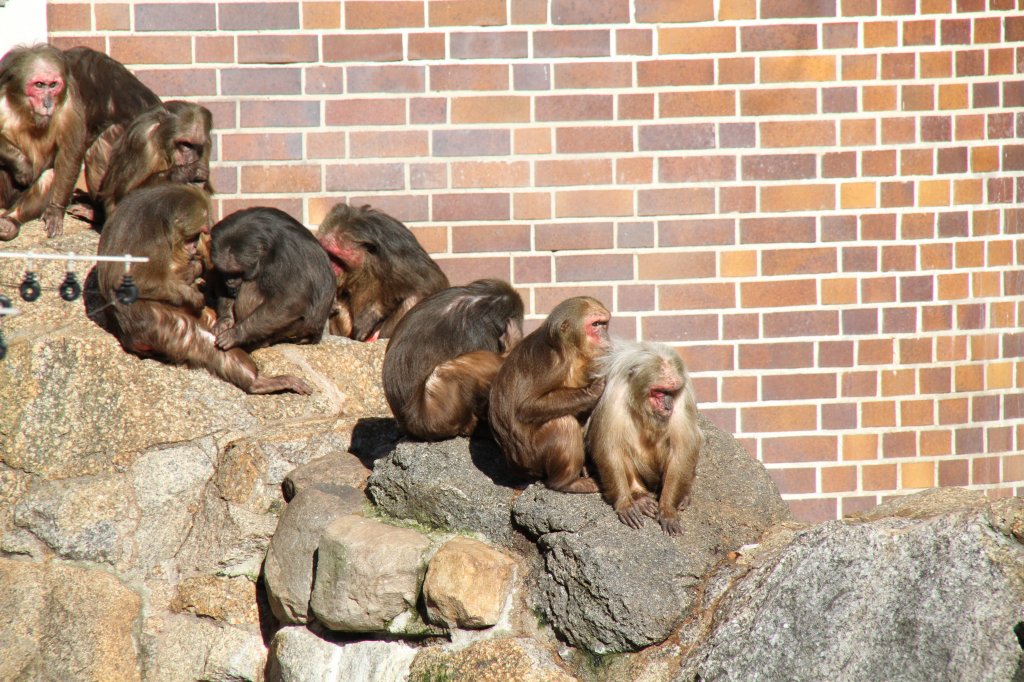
[
  {"xmin": 547, "ymin": 296, "xmax": 610, "ymax": 358},
  {"xmin": 13, "ymin": 48, "xmax": 68, "ymax": 126},
  {"xmin": 643, "ymin": 359, "xmax": 686, "ymax": 419},
  {"xmin": 163, "ymin": 101, "xmax": 213, "ymax": 187}
]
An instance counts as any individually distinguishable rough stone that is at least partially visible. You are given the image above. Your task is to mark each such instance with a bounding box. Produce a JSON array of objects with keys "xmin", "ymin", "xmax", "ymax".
[
  {"xmin": 171, "ymin": 575, "xmax": 261, "ymax": 625},
  {"xmin": 268, "ymin": 625, "xmax": 417, "ymax": 682},
  {"xmin": 423, "ymin": 535, "xmax": 517, "ymax": 629},
  {"xmin": 410, "ymin": 638, "xmax": 579, "ymax": 682},
  {"xmin": 12, "ymin": 473, "xmax": 138, "ymax": 565},
  {"xmin": 144, "ymin": 614, "xmax": 266, "ymax": 682},
  {"xmin": 675, "ymin": 494, "xmax": 1024, "ymax": 681},
  {"xmin": 0, "ymin": 558, "xmax": 143, "ymax": 681},
  {"xmin": 282, "ymin": 451, "xmax": 373, "ymax": 501},
  {"xmin": 365, "ymin": 435, "xmax": 523, "ymax": 546},
  {"xmin": 309, "ymin": 515, "xmax": 433, "ymax": 633},
  {"xmin": 511, "ymin": 414, "xmax": 791, "ymax": 653},
  {"xmin": 264, "ymin": 485, "xmax": 367, "ymax": 624}
]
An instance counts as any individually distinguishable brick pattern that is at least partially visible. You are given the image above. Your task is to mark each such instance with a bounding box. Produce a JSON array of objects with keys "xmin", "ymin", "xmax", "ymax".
[{"xmin": 45, "ymin": 0, "xmax": 1024, "ymax": 522}]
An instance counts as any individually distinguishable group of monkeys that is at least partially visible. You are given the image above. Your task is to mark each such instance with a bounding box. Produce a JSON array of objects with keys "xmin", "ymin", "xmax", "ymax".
[{"xmin": 0, "ymin": 44, "xmax": 703, "ymax": 536}]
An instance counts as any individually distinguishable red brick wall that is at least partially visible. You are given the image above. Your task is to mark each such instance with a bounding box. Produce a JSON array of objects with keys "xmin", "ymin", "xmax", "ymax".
[{"xmin": 46, "ymin": 0, "xmax": 1024, "ymax": 521}]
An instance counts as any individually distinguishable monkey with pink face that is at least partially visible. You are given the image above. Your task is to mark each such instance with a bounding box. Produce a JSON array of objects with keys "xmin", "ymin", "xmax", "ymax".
[{"xmin": 585, "ymin": 339, "xmax": 703, "ymax": 536}]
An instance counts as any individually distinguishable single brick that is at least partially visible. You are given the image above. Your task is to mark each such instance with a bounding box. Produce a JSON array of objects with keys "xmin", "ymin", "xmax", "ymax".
[
  {"xmin": 762, "ymin": 248, "xmax": 837, "ymax": 276},
  {"xmin": 642, "ymin": 314, "xmax": 719, "ymax": 342},
  {"xmin": 325, "ymin": 163, "xmax": 406, "ymax": 191},
  {"xmin": 222, "ymin": 133, "xmax": 304, "ymax": 161},
  {"xmin": 303, "ymin": 2, "xmax": 341, "ymax": 29},
  {"xmin": 219, "ymin": 2, "xmax": 299, "ymax": 29},
  {"xmin": 48, "ymin": 3, "xmax": 91, "ymax": 31},
  {"xmin": 433, "ymin": 129, "xmax": 510, "ymax": 157},
  {"xmin": 240, "ymin": 100, "xmax": 319, "ymax": 127},
  {"xmin": 659, "ymin": 27, "xmax": 736, "ymax": 55},
  {"xmin": 433, "ymin": 193, "xmax": 510, "ymax": 221},
  {"xmin": 638, "ymin": 59, "xmax": 715, "ymax": 87},
  {"xmin": 347, "ymin": 65, "xmax": 424, "ymax": 93},
  {"xmin": 135, "ymin": 3, "xmax": 216, "ymax": 30},
  {"xmin": 555, "ymin": 62, "xmax": 632, "ymax": 89},
  {"xmin": 305, "ymin": 66, "xmax": 344, "ymax": 94},
  {"xmin": 431, "ymin": 63, "xmax": 508, "ymax": 91},
  {"xmin": 740, "ymin": 24, "xmax": 817, "ymax": 51},
  {"xmin": 742, "ymin": 406, "xmax": 817, "ymax": 433},
  {"xmin": 638, "ymin": 187, "xmax": 715, "ymax": 216},
  {"xmin": 322, "ymin": 34, "xmax": 403, "ymax": 62},
  {"xmin": 661, "ymin": 156, "xmax": 736, "ymax": 183},
  {"xmin": 110, "ymin": 36, "xmax": 192, "ymax": 64},
  {"xmin": 534, "ymin": 29, "xmax": 611, "ymax": 57},
  {"xmin": 660, "ymin": 283, "xmax": 736, "ymax": 310},
  {"xmin": 741, "ymin": 89, "xmax": 817, "ymax": 116},
  {"xmin": 350, "ymin": 130, "xmax": 429, "ymax": 157},
  {"xmin": 240, "ymin": 165, "xmax": 321, "ymax": 193},
  {"xmin": 767, "ymin": 468, "xmax": 817, "ymax": 495},
  {"xmin": 763, "ymin": 373, "xmax": 837, "ymax": 400},
  {"xmin": 762, "ymin": 0, "xmax": 837, "ymax": 17},
  {"xmin": 304, "ymin": 132, "xmax": 346, "ymax": 159},
  {"xmin": 451, "ymin": 31, "xmax": 528, "ymax": 59},
  {"xmin": 661, "ymin": 90, "xmax": 737, "ymax": 118},
  {"xmin": 761, "ymin": 55, "xmax": 837, "ymax": 82},
  {"xmin": 741, "ymin": 279, "xmax": 817, "ymax": 308},
  {"xmin": 346, "ymin": 1, "xmax": 424, "ymax": 28},
  {"xmin": 409, "ymin": 33, "xmax": 446, "ymax": 60},
  {"xmin": 554, "ymin": 253, "xmax": 634, "ymax": 281},
  {"xmin": 535, "ymin": 222, "xmax": 614, "ymax": 250},
  {"xmin": 637, "ymin": 0, "xmax": 714, "ymax": 22},
  {"xmin": 616, "ymin": 28, "xmax": 653, "ymax": 56},
  {"xmin": 238, "ymin": 35, "xmax": 318, "ymax": 64},
  {"xmin": 439, "ymin": 257, "xmax": 512, "ymax": 285},
  {"xmin": 429, "ymin": 0, "xmax": 508, "ymax": 27},
  {"xmin": 325, "ymin": 99, "xmax": 406, "ymax": 126},
  {"xmin": 452, "ymin": 96, "xmax": 531, "ymax": 123},
  {"xmin": 555, "ymin": 189, "xmax": 633, "ymax": 218},
  {"xmin": 196, "ymin": 36, "xmax": 235, "ymax": 63},
  {"xmin": 536, "ymin": 95, "xmax": 614, "ymax": 121},
  {"xmin": 221, "ymin": 68, "xmax": 302, "ymax": 96},
  {"xmin": 135, "ymin": 69, "xmax": 218, "ymax": 97},
  {"xmin": 535, "ymin": 159, "xmax": 613, "ymax": 186},
  {"xmin": 452, "ymin": 224, "xmax": 532, "ymax": 253},
  {"xmin": 551, "ymin": 0, "xmax": 629, "ymax": 25},
  {"xmin": 637, "ymin": 252, "xmax": 716, "ymax": 280},
  {"xmin": 452, "ymin": 160, "xmax": 530, "ymax": 188}
]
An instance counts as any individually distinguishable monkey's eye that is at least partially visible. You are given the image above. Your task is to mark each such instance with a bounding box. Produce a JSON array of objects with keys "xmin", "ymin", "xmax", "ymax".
[{"xmin": 362, "ymin": 242, "xmax": 379, "ymax": 256}]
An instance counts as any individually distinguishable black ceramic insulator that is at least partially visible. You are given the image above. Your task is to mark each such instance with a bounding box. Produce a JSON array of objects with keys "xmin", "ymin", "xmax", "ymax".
[
  {"xmin": 115, "ymin": 275, "xmax": 139, "ymax": 305},
  {"xmin": 19, "ymin": 272, "xmax": 41, "ymax": 302},
  {"xmin": 60, "ymin": 271, "xmax": 82, "ymax": 301}
]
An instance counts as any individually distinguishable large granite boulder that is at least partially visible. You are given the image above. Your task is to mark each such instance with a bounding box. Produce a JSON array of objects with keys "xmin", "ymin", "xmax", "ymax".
[{"xmin": 676, "ymin": 489, "xmax": 1024, "ymax": 681}]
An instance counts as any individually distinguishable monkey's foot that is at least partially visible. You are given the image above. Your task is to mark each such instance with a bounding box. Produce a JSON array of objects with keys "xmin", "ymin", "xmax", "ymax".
[
  {"xmin": 42, "ymin": 204, "xmax": 65, "ymax": 238},
  {"xmin": 551, "ymin": 476, "xmax": 600, "ymax": 494},
  {"xmin": 617, "ymin": 503, "xmax": 648, "ymax": 530},
  {"xmin": 0, "ymin": 215, "xmax": 20, "ymax": 241},
  {"xmin": 248, "ymin": 374, "xmax": 313, "ymax": 395},
  {"xmin": 632, "ymin": 494, "xmax": 659, "ymax": 519},
  {"xmin": 658, "ymin": 514, "xmax": 683, "ymax": 537},
  {"xmin": 67, "ymin": 203, "xmax": 96, "ymax": 223}
]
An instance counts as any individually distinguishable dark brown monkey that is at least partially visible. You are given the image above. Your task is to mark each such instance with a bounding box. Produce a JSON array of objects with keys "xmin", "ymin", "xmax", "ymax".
[
  {"xmin": 0, "ymin": 44, "xmax": 85, "ymax": 240},
  {"xmin": 94, "ymin": 184, "xmax": 311, "ymax": 395},
  {"xmin": 488, "ymin": 297, "xmax": 611, "ymax": 493},
  {"xmin": 317, "ymin": 203, "xmax": 449, "ymax": 341},
  {"xmin": 209, "ymin": 207, "xmax": 335, "ymax": 351},
  {"xmin": 88, "ymin": 100, "xmax": 213, "ymax": 221},
  {"xmin": 585, "ymin": 340, "xmax": 702, "ymax": 536},
  {"xmin": 382, "ymin": 279, "xmax": 524, "ymax": 441}
]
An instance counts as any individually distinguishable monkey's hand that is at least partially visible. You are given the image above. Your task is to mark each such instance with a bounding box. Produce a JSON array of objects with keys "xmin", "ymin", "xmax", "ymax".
[
  {"xmin": 215, "ymin": 326, "xmax": 241, "ymax": 350},
  {"xmin": 617, "ymin": 501, "xmax": 648, "ymax": 530},
  {"xmin": 42, "ymin": 203, "xmax": 65, "ymax": 238},
  {"xmin": 633, "ymin": 494, "xmax": 659, "ymax": 519}
]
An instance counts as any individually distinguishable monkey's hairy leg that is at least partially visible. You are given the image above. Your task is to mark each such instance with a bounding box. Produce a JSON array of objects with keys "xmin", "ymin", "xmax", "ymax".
[
  {"xmin": 0, "ymin": 215, "xmax": 20, "ymax": 241},
  {"xmin": 535, "ymin": 417, "xmax": 600, "ymax": 494}
]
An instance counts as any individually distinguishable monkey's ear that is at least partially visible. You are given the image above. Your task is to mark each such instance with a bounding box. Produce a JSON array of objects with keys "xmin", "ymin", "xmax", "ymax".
[{"xmin": 627, "ymin": 365, "xmax": 640, "ymax": 378}]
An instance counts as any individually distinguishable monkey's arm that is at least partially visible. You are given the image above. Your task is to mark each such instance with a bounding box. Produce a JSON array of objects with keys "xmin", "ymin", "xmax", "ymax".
[
  {"xmin": 215, "ymin": 297, "xmax": 299, "ymax": 349},
  {"xmin": 0, "ymin": 136, "xmax": 33, "ymax": 186},
  {"xmin": 516, "ymin": 377, "xmax": 605, "ymax": 425}
]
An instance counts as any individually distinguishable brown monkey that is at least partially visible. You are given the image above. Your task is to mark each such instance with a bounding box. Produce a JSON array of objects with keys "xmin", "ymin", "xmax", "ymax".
[
  {"xmin": 209, "ymin": 207, "xmax": 335, "ymax": 350},
  {"xmin": 317, "ymin": 203, "xmax": 449, "ymax": 341},
  {"xmin": 0, "ymin": 44, "xmax": 85, "ymax": 240},
  {"xmin": 585, "ymin": 340, "xmax": 702, "ymax": 536},
  {"xmin": 93, "ymin": 184, "xmax": 311, "ymax": 395},
  {"xmin": 488, "ymin": 297, "xmax": 611, "ymax": 493},
  {"xmin": 382, "ymin": 279, "xmax": 524, "ymax": 441},
  {"xmin": 89, "ymin": 100, "xmax": 213, "ymax": 221}
]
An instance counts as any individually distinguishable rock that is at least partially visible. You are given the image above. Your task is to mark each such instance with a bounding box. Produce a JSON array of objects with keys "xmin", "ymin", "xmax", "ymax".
[
  {"xmin": 0, "ymin": 558, "xmax": 143, "ymax": 681},
  {"xmin": 12, "ymin": 473, "xmax": 138, "ymax": 565},
  {"xmin": 282, "ymin": 451, "xmax": 373, "ymax": 501},
  {"xmin": 423, "ymin": 535, "xmax": 517, "ymax": 629},
  {"xmin": 268, "ymin": 625, "xmax": 417, "ymax": 682},
  {"xmin": 512, "ymin": 414, "xmax": 791, "ymax": 654},
  {"xmin": 144, "ymin": 614, "xmax": 266, "ymax": 682},
  {"xmin": 263, "ymin": 485, "xmax": 366, "ymax": 624},
  {"xmin": 129, "ymin": 439, "xmax": 216, "ymax": 575},
  {"xmin": 675, "ymin": 494, "xmax": 1024, "ymax": 681},
  {"xmin": 850, "ymin": 485, "xmax": 988, "ymax": 521},
  {"xmin": 309, "ymin": 515, "xmax": 433, "ymax": 634},
  {"xmin": 365, "ymin": 436, "xmax": 524, "ymax": 546},
  {"xmin": 410, "ymin": 638, "xmax": 579, "ymax": 682},
  {"xmin": 171, "ymin": 575, "xmax": 261, "ymax": 625}
]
